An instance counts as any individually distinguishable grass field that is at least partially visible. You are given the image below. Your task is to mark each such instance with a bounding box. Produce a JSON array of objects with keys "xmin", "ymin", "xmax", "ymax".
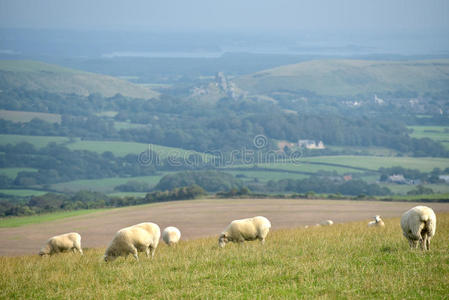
[
  {"xmin": 0, "ymin": 209, "xmax": 107, "ymax": 228},
  {"xmin": 0, "ymin": 134, "xmax": 70, "ymax": 148},
  {"xmin": 0, "ymin": 189, "xmax": 48, "ymax": 197},
  {"xmin": 50, "ymin": 174, "xmax": 169, "ymax": 193},
  {"xmin": 408, "ymin": 125, "xmax": 449, "ymax": 150},
  {"xmin": 227, "ymin": 170, "xmax": 308, "ymax": 182},
  {"xmin": 0, "ymin": 168, "xmax": 38, "ymax": 179},
  {"xmin": 0, "ymin": 134, "xmax": 212, "ymax": 160},
  {"xmin": 113, "ymin": 121, "xmax": 148, "ymax": 130},
  {"xmin": 0, "ymin": 213, "xmax": 448, "ymax": 298},
  {"xmin": 0, "ymin": 109, "xmax": 61, "ymax": 124},
  {"xmin": 408, "ymin": 125, "xmax": 449, "ymax": 142},
  {"xmin": 300, "ymin": 156, "xmax": 449, "ymax": 172},
  {"xmin": 230, "ymin": 156, "xmax": 449, "ymax": 173},
  {"xmin": 379, "ymin": 183, "xmax": 449, "ymax": 195}
]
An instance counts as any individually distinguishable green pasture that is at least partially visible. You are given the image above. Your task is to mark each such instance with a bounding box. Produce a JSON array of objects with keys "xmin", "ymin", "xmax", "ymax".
[
  {"xmin": 0, "ymin": 189, "xmax": 48, "ymax": 197},
  {"xmin": 1, "ymin": 213, "xmax": 448, "ymax": 298},
  {"xmin": 408, "ymin": 125, "xmax": 449, "ymax": 142},
  {"xmin": 0, "ymin": 110, "xmax": 61, "ymax": 124},
  {"xmin": 0, "ymin": 168, "xmax": 38, "ymax": 179},
  {"xmin": 0, "ymin": 134, "xmax": 69, "ymax": 148},
  {"xmin": 299, "ymin": 155, "xmax": 449, "ymax": 172},
  {"xmin": 50, "ymin": 174, "xmax": 169, "ymax": 193}
]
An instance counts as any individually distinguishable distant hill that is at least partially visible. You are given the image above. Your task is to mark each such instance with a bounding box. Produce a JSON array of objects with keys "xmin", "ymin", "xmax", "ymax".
[
  {"xmin": 0, "ymin": 60, "xmax": 158, "ymax": 99},
  {"xmin": 234, "ymin": 59, "xmax": 449, "ymax": 97}
]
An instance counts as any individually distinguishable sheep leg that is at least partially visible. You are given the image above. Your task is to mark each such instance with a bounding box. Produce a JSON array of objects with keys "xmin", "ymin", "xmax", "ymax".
[
  {"xmin": 145, "ymin": 247, "xmax": 150, "ymax": 258},
  {"xmin": 149, "ymin": 246, "xmax": 156, "ymax": 258},
  {"xmin": 408, "ymin": 239, "xmax": 418, "ymax": 249},
  {"xmin": 129, "ymin": 246, "xmax": 139, "ymax": 261},
  {"xmin": 74, "ymin": 241, "xmax": 83, "ymax": 255}
]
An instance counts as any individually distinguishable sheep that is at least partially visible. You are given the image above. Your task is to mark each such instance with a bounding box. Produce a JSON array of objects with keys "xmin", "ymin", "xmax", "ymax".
[
  {"xmin": 103, "ymin": 222, "xmax": 161, "ymax": 262},
  {"xmin": 320, "ymin": 219, "xmax": 334, "ymax": 226},
  {"xmin": 162, "ymin": 226, "xmax": 181, "ymax": 246},
  {"xmin": 218, "ymin": 216, "xmax": 271, "ymax": 248},
  {"xmin": 400, "ymin": 206, "xmax": 436, "ymax": 251},
  {"xmin": 39, "ymin": 232, "xmax": 83, "ymax": 256},
  {"xmin": 368, "ymin": 215, "xmax": 385, "ymax": 227}
]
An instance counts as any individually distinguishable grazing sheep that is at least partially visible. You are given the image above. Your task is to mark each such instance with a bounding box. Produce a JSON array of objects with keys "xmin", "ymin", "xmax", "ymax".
[
  {"xmin": 218, "ymin": 216, "xmax": 271, "ymax": 248},
  {"xmin": 368, "ymin": 215, "xmax": 385, "ymax": 227},
  {"xmin": 39, "ymin": 232, "xmax": 83, "ymax": 256},
  {"xmin": 104, "ymin": 222, "xmax": 161, "ymax": 262},
  {"xmin": 320, "ymin": 220, "xmax": 334, "ymax": 226},
  {"xmin": 400, "ymin": 206, "xmax": 436, "ymax": 251},
  {"xmin": 162, "ymin": 226, "xmax": 181, "ymax": 246}
]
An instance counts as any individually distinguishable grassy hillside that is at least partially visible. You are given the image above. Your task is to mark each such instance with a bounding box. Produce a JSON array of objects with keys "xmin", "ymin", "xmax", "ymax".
[
  {"xmin": 0, "ymin": 213, "xmax": 448, "ymax": 298},
  {"xmin": 0, "ymin": 60, "xmax": 158, "ymax": 99},
  {"xmin": 235, "ymin": 59, "xmax": 449, "ymax": 97}
]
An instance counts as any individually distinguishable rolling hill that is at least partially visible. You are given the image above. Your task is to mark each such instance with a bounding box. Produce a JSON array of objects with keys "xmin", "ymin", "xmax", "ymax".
[
  {"xmin": 234, "ymin": 59, "xmax": 449, "ymax": 97},
  {"xmin": 0, "ymin": 60, "xmax": 158, "ymax": 99}
]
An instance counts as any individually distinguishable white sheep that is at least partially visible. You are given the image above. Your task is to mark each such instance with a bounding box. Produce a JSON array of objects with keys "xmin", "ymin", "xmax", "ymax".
[
  {"xmin": 368, "ymin": 215, "xmax": 385, "ymax": 227},
  {"xmin": 162, "ymin": 226, "xmax": 181, "ymax": 246},
  {"xmin": 39, "ymin": 232, "xmax": 83, "ymax": 256},
  {"xmin": 218, "ymin": 216, "xmax": 271, "ymax": 248},
  {"xmin": 103, "ymin": 222, "xmax": 161, "ymax": 261},
  {"xmin": 320, "ymin": 220, "xmax": 334, "ymax": 226},
  {"xmin": 400, "ymin": 206, "xmax": 436, "ymax": 251}
]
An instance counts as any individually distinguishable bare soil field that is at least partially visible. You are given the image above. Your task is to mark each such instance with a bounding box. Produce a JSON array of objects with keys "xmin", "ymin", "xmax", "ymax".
[{"xmin": 1, "ymin": 198, "xmax": 449, "ymax": 256}]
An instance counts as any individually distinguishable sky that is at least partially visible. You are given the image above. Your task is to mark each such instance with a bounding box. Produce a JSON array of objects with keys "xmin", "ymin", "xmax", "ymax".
[{"xmin": 0, "ymin": 0, "xmax": 448, "ymax": 34}]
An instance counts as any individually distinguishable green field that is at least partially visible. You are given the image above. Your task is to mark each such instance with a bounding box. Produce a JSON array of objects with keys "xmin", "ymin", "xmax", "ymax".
[
  {"xmin": 0, "ymin": 168, "xmax": 38, "ymax": 179},
  {"xmin": 107, "ymin": 192, "xmax": 148, "ymax": 198},
  {"xmin": 379, "ymin": 183, "xmax": 449, "ymax": 195},
  {"xmin": 1, "ymin": 213, "xmax": 448, "ymax": 298},
  {"xmin": 229, "ymin": 156, "xmax": 449, "ymax": 174},
  {"xmin": 0, "ymin": 189, "xmax": 48, "ymax": 197},
  {"xmin": 0, "ymin": 109, "xmax": 61, "ymax": 124},
  {"xmin": 50, "ymin": 174, "xmax": 169, "ymax": 193},
  {"xmin": 0, "ymin": 134, "xmax": 212, "ymax": 160},
  {"xmin": 0, "ymin": 134, "xmax": 70, "ymax": 148},
  {"xmin": 0, "ymin": 209, "xmax": 107, "ymax": 228},
  {"xmin": 66, "ymin": 140, "xmax": 210, "ymax": 159},
  {"xmin": 113, "ymin": 121, "xmax": 148, "ymax": 130},
  {"xmin": 408, "ymin": 125, "xmax": 449, "ymax": 150},
  {"xmin": 300, "ymin": 155, "xmax": 449, "ymax": 172},
  {"xmin": 227, "ymin": 170, "xmax": 308, "ymax": 182},
  {"xmin": 408, "ymin": 125, "xmax": 449, "ymax": 141}
]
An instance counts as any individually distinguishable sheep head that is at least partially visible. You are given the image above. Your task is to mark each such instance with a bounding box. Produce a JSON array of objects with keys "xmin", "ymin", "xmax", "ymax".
[{"xmin": 218, "ymin": 233, "xmax": 228, "ymax": 248}]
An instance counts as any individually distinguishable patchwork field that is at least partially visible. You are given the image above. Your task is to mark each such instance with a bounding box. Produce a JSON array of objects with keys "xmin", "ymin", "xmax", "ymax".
[{"xmin": 0, "ymin": 200, "xmax": 448, "ymax": 298}]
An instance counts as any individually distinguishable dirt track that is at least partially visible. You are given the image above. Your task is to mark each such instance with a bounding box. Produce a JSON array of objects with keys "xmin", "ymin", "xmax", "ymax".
[{"xmin": 1, "ymin": 198, "xmax": 449, "ymax": 256}]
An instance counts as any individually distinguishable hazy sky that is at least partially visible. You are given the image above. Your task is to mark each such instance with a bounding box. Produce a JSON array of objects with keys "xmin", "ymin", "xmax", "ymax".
[{"xmin": 0, "ymin": 0, "xmax": 448, "ymax": 33}]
